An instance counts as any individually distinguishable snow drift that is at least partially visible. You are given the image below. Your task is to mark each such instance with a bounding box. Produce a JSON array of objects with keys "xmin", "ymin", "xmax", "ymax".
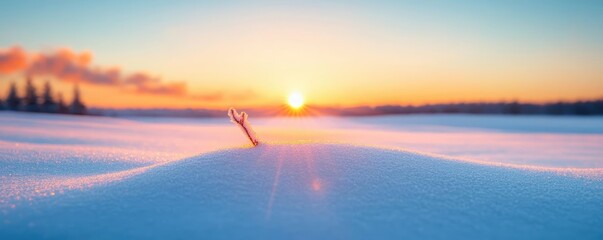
[{"xmin": 1, "ymin": 143, "xmax": 602, "ymax": 239}]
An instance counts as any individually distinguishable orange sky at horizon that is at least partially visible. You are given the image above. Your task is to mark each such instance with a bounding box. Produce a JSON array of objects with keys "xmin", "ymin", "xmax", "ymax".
[{"xmin": 1, "ymin": 71, "xmax": 602, "ymax": 110}]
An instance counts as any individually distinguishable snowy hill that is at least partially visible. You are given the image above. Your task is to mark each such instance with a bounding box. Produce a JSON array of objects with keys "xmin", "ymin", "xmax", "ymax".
[
  {"xmin": 1, "ymin": 112, "xmax": 603, "ymax": 239},
  {"xmin": 2, "ymin": 143, "xmax": 602, "ymax": 239}
]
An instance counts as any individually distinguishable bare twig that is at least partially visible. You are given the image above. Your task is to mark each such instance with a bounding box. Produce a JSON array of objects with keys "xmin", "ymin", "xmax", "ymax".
[{"xmin": 228, "ymin": 107, "xmax": 259, "ymax": 146}]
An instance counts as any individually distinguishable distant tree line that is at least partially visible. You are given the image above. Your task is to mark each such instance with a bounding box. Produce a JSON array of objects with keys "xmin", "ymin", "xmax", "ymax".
[
  {"xmin": 91, "ymin": 99, "xmax": 603, "ymax": 118},
  {"xmin": 329, "ymin": 100, "xmax": 603, "ymax": 116},
  {"xmin": 0, "ymin": 77, "xmax": 86, "ymax": 115}
]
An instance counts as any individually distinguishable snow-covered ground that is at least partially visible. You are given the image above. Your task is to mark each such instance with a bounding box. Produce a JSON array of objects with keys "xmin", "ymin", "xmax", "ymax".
[{"xmin": 1, "ymin": 112, "xmax": 602, "ymax": 239}]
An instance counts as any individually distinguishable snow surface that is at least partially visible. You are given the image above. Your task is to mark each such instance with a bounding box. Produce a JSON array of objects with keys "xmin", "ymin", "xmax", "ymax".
[{"xmin": 1, "ymin": 112, "xmax": 603, "ymax": 239}]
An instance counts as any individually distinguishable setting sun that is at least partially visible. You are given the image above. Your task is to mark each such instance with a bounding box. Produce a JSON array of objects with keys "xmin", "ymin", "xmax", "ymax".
[{"xmin": 288, "ymin": 92, "xmax": 305, "ymax": 109}]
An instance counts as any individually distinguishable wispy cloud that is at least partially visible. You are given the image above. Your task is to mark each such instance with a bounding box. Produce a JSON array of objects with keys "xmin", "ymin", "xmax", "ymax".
[
  {"xmin": 191, "ymin": 92, "xmax": 225, "ymax": 101},
  {"xmin": 124, "ymin": 73, "xmax": 186, "ymax": 96},
  {"xmin": 1, "ymin": 46, "xmax": 185, "ymax": 96},
  {"xmin": 0, "ymin": 46, "xmax": 27, "ymax": 74},
  {"xmin": 191, "ymin": 89, "xmax": 255, "ymax": 102}
]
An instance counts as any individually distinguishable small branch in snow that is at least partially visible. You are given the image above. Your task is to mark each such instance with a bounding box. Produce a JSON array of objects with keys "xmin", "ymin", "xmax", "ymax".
[{"xmin": 228, "ymin": 107, "xmax": 259, "ymax": 146}]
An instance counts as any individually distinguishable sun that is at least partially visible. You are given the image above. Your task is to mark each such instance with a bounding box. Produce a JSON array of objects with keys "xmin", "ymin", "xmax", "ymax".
[{"xmin": 288, "ymin": 92, "xmax": 305, "ymax": 109}]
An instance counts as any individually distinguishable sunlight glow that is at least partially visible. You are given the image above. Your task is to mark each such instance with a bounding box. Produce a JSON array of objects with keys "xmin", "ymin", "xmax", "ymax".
[{"xmin": 288, "ymin": 92, "xmax": 305, "ymax": 109}]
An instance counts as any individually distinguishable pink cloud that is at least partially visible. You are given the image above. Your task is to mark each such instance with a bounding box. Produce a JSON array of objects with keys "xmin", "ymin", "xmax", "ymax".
[
  {"xmin": 0, "ymin": 46, "xmax": 257, "ymax": 102},
  {"xmin": 0, "ymin": 46, "xmax": 186, "ymax": 96},
  {"xmin": 0, "ymin": 46, "xmax": 28, "ymax": 74}
]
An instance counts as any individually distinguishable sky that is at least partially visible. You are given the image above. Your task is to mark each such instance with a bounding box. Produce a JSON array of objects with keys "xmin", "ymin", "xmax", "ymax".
[{"xmin": 1, "ymin": 0, "xmax": 602, "ymax": 109}]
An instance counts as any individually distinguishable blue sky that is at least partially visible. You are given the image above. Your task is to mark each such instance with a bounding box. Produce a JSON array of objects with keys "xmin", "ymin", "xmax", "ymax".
[{"xmin": 1, "ymin": 0, "xmax": 602, "ymax": 108}]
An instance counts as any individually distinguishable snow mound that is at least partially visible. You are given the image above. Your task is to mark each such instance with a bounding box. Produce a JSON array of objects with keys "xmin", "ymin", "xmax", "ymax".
[{"xmin": 2, "ymin": 143, "xmax": 602, "ymax": 239}]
